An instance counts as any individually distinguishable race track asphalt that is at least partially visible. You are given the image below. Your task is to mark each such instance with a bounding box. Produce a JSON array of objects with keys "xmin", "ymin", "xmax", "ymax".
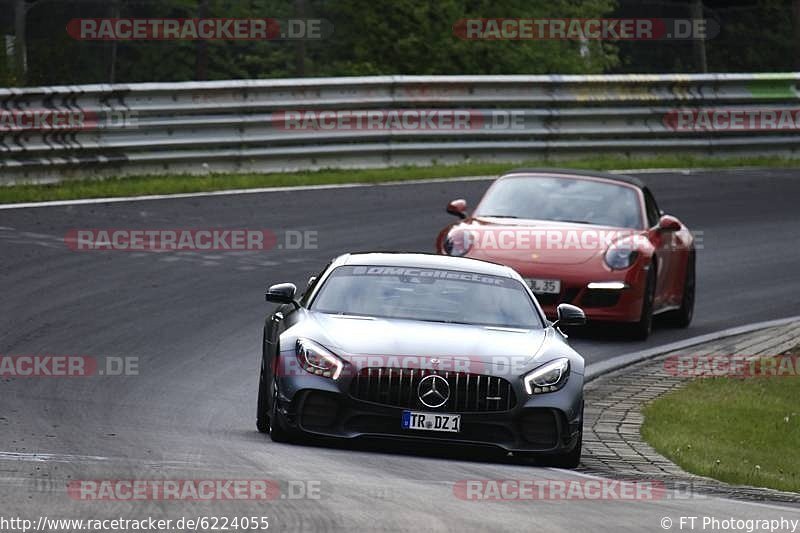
[{"xmin": 1, "ymin": 168, "xmax": 798, "ymax": 531}]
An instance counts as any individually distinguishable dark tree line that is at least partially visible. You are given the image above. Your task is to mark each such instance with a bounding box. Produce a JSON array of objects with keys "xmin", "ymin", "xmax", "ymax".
[{"xmin": 0, "ymin": 0, "xmax": 798, "ymax": 86}]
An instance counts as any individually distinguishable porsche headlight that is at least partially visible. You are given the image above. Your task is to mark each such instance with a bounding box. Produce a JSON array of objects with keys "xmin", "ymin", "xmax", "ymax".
[
  {"xmin": 523, "ymin": 358, "xmax": 570, "ymax": 395},
  {"xmin": 443, "ymin": 228, "xmax": 473, "ymax": 257},
  {"xmin": 604, "ymin": 245, "xmax": 639, "ymax": 270},
  {"xmin": 295, "ymin": 338, "xmax": 344, "ymax": 379}
]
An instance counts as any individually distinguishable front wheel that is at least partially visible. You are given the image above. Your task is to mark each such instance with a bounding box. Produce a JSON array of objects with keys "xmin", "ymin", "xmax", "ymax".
[
  {"xmin": 269, "ymin": 376, "xmax": 293, "ymax": 443},
  {"xmin": 665, "ymin": 252, "xmax": 695, "ymax": 328},
  {"xmin": 544, "ymin": 433, "xmax": 582, "ymax": 469},
  {"xmin": 256, "ymin": 365, "xmax": 270, "ymax": 434},
  {"xmin": 628, "ymin": 264, "xmax": 655, "ymax": 340}
]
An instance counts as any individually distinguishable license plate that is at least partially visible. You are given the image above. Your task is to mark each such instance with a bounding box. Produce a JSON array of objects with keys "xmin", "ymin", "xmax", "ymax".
[
  {"xmin": 525, "ymin": 278, "xmax": 561, "ymax": 294},
  {"xmin": 401, "ymin": 410, "xmax": 461, "ymax": 433}
]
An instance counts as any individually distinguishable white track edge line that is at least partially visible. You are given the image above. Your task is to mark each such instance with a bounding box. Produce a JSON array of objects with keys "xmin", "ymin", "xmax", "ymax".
[
  {"xmin": 0, "ymin": 166, "xmax": 767, "ymax": 210},
  {"xmin": 0, "ymin": 175, "xmax": 494, "ymax": 210}
]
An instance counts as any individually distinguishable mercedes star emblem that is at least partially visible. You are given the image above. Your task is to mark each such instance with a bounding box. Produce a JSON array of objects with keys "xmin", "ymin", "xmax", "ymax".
[{"xmin": 417, "ymin": 374, "xmax": 450, "ymax": 408}]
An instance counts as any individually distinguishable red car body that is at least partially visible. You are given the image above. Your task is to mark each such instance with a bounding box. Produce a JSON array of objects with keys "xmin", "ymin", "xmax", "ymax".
[{"xmin": 435, "ymin": 169, "xmax": 695, "ymax": 338}]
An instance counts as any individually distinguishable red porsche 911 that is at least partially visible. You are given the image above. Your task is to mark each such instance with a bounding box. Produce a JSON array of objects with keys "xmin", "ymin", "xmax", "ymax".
[{"xmin": 436, "ymin": 169, "xmax": 695, "ymax": 339}]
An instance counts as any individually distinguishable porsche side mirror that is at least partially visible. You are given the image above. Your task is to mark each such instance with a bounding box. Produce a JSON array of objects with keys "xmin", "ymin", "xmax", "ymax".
[
  {"xmin": 446, "ymin": 199, "xmax": 468, "ymax": 219},
  {"xmin": 657, "ymin": 215, "xmax": 681, "ymax": 232},
  {"xmin": 266, "ymin": 283, "xmax": 300, "ymax": 308},
  {"xmin": 553, "ymin": 303, "xmax": 587, "ymax": 328}
]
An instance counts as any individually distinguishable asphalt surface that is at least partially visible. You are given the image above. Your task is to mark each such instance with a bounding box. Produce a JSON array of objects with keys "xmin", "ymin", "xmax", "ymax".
[{"xmin": 1, "ymin": 169, "xmax": 799, "ymax": 531}]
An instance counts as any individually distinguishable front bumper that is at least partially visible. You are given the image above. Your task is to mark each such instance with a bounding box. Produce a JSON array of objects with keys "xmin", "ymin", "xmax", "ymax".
[
  {"xmin": 275, "ymin": 367, "xmax": 584, "ymax": 454},
  {"xmin": 521, "ymin": 263, "xmax": 648, "ymax": 323}
]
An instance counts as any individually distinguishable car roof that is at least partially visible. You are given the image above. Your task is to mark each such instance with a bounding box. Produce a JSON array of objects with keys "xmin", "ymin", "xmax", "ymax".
[
  {"xmin": 334, "ymin": 252, "xmax": 517, "ymax": 278},
  {"xmin": 499, "ymin": 168, "xmax": 646, "ymax": 189}
]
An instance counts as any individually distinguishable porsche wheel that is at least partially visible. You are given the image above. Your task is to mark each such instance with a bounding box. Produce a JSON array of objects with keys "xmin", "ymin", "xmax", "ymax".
[
  {"xmin": 629, "ymin": 263, "xmax": 655, "ymax": 340},
  {"xmin": 665, "ymin": 252, "xmax": 695, "ymax": 328}
]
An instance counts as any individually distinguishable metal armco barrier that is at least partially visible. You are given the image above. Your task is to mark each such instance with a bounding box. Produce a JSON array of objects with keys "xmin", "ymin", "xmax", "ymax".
[{"xmin": 1, "ymin": 73, "xmax": 800, "ymax": 184}]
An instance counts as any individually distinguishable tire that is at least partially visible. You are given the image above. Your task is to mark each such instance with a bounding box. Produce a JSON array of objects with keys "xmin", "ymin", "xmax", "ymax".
[
  {"xmin": 665, "ymin": 252, "xmax": 695, "ymax": 328},
  {"xmin": 545, "ymin": 433, "xmax": 582, "ymax": 469},
  {"xmin": 629, "ymin": 263, "xmax": 656, "ymax": 340},
  {"xmin": 269, "ymin": 375, "xmax": 293, "ymax": 443},
  {"xmin": 524, "ymin": 402, "xmax": 583, "ymax": 469},
  {"xmin": 256, "ymin": 364, "xmax": 270, "ymax": 434}
]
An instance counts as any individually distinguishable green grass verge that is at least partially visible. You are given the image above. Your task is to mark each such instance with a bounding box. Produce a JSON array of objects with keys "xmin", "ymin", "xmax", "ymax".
[
  {"xmin": 641, "ymin": 356, "xmax": 800, "ymax": 493},
  {"xmin": 3, "ymin": 154, "xmax": 800, "ymax": 204}
]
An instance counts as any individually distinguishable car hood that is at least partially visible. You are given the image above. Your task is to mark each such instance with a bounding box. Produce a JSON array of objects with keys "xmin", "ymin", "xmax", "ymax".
[
  {"xmin": 455, "ymin": 217, "xmax": 640, "ymax": 265},
  {"xmin": 304, "ymin": 312, "xmax": 548, "ymax": 365}
]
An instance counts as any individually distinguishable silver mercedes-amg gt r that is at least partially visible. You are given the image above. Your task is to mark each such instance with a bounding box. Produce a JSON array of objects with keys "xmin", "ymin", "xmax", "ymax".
[{"xmin": 257, "ymin": 252, "xmax": 587, "ymax": 467}]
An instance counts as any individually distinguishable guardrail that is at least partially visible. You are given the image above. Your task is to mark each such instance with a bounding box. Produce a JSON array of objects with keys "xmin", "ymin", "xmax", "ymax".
[{"xmin": 2, "ymin": 73, "xmax": 800, "ymax": 184}]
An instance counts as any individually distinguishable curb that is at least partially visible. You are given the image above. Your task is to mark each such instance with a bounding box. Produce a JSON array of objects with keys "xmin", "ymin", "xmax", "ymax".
[
  {"xmin": 584, "ymin": 315, "xmax": 800, "ymax": 382},
  {"xmin": 580, "ymin": 319, "xmax": 800, "ymax": 504}
]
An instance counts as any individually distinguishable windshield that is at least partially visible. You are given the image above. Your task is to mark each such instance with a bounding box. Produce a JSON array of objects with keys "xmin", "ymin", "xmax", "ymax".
[
  {"xmin": 475, "ymin": 176, "xmax": 644, "ymax": 229},
  {"xmin": 311, "ymin": 265, "xmax": 542, "ymax": 329}
]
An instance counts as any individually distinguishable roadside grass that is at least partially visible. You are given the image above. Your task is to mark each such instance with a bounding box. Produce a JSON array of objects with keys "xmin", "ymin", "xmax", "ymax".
[
  {"xmin": 641, "ymin": 349, "xmax": 800, "ymax": 493},
  {"xmin": 3, "ymin": 154, "xmax": 800, "ymax": 204}
]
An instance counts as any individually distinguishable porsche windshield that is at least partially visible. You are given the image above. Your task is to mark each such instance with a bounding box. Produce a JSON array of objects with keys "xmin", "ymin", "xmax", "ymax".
[
  {"xmin": 311, "ymin": 265, "xmax": 542, "ymax": 329},
  {"xmin": 475, "ymin": 176, "xmax": 644, "ymax": 229}
]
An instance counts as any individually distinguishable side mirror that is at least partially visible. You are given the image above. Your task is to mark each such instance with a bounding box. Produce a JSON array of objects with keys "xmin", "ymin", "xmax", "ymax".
[
  {"xmin": 657, "ymin": 215, "xmax": 681, "ymax": 232},
  {"xmin": 266, "ymin": 283, "xmax": 300, "ymax": 308},
  {"xmin": 553, "ymin": 303, "xmax": 586, "ymax": 328},
  {"xmin": 446, "ymin": 199, "xmax": 468, "ymax": 219}
]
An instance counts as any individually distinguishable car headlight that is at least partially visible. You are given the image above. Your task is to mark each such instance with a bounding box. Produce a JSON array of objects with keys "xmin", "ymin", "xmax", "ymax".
[
  {"xmin": 295, "ymin": 338, "xmax": 344, "ymax": 379},
  {"xmin": 523, "ymin": 358, "xmax": 570, "ymax": 395},
  {"xmin": 604, "ymin": 244, "xmax": 639, "ymax": 270},
  {"xmin": 444, "ymin": 228, "xmax": 473, "ymax": 257}
]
